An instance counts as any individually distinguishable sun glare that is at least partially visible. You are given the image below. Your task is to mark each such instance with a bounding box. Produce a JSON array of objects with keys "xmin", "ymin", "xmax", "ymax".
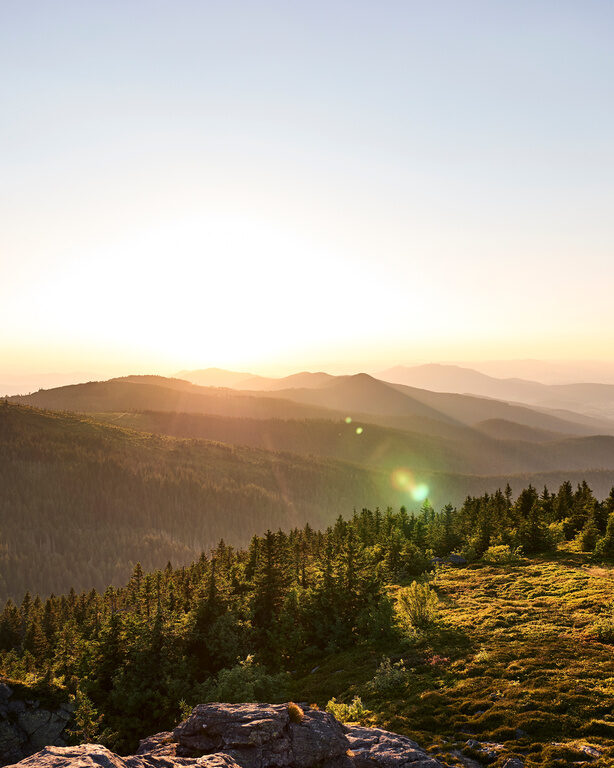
[{"xmin": 391, "ymin": 467, "xmax": 430, "ymax": 504}]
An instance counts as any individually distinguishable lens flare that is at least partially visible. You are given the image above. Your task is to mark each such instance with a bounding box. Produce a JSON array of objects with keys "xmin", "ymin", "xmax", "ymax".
[
  {"xmin": 355, "ymin": 427, "xmax": 363, "ymax": 435},
  {"xmin": 412, "ymin": 483, "xmax": 430, "ymax": 502},
  {"xmin": 391, "ymin": 468, "xmax": 413, "ymax": 491},
  {"xmin": 391, "ymin": 467, "xmax": 430, "ymax": 503},
  {"xmin": 345, "ymin": 416, "xmax": 352, "ymax": 424}
]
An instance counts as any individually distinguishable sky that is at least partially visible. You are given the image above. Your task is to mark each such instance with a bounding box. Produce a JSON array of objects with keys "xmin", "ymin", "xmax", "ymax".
[{"xmin": 2, "ymin": 0, "xmax": 614, "ymax": 382}]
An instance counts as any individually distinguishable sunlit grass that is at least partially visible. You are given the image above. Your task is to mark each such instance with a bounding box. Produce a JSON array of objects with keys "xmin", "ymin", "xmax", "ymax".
[{"xmin": 290, "ymin": 549, "xmax": 614, "ymax": 767}]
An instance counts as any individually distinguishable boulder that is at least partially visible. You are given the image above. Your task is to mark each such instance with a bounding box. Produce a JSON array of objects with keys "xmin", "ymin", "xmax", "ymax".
[
  {"xmin": 345, "ymin": 726, "xmax": 442, "ymax": 768},
  {"xmin": 172, "ymin": 703, "xmax": 349, "ymax": 768},
  {"xmin": 0, "ymin": 683, "xmax": 73, "ymax": 766}
]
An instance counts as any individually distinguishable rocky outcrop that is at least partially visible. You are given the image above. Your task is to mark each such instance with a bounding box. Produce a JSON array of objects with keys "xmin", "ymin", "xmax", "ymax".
[
  {"xmin": 4, "ymin": 703, "xmax": 444, "ymax": 768},
  {"xmin": 0, "ymin": 684, "xmax": 73, "ymax": 766}
]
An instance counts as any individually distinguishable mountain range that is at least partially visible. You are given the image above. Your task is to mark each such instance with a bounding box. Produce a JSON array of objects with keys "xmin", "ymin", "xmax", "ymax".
[{"xmin": 5, "ymin": 366, "xmax": 614, "ymax": 597}]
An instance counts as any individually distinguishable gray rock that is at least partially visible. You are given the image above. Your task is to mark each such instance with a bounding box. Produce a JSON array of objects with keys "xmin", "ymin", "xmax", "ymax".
[
  {"xmin": 6, "ymin": 703, "xmax": 445, "ymax": 768},
  {"xmin": 173, "ymin": 703, "xmax": 349, "ymax": 768},
  {"xmin": 464, "ymin": 739, "xmax": 504, "ymax": 761},
  {"xmin": 579, "ymin": 745, "xmax": 601, "ymax": 759},
  {"xmin": 6, "ymin": 744, "xmax": 243, "ymax": 768},
  {"xmin": 447, "ymin": 554, "xmax": 467, "ymax": 566},
  {"xmin": 0, "ymin": 684, "xmax": 13, "ymax": 702},
  {"xmin": 345, "ymin": 725, "xmax": 442, "ymax": 768},
  {"xmin": 502, "ymin": 759, "xmax": 524, "ymax": 768},
  {"xmin": 0, "ymin": 696, "xmax": 73, "ymax": 766},
  {"xmin": 136, "ymin": 733, "xmax": 176, "ymax": 756},
  {"xmin": 18, "ymin": 710, "xmax": 52, "ymax": 738},
  {"xmin": 449, "ymin": 753, "xmax": 481, "ymax": 768}
]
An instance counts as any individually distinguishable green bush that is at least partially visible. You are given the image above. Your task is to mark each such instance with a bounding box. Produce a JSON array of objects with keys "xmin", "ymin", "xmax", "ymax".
[
  {"xmin": 594, "ymin": 512, "xmax": 614, "ymax": 559},
  {"xmin": 396, "ymin": 581, "xmax": 439, "ymax": 630},
  {"xmin": 368, "ymin": 657, "xmax": 407, "ymax": 694},
  {"xmin": 198, "ymin": 655, "xmax": 288, "ymax": 703},
  {"xmin": 482, "ymin": 544, "xmax": 522, "ymax": 564},
  {"xmin": 326, "ymin": 695, "xmax": 370, "ymax": 723},
  {"xmin": 588, "ymin": 606, "xmax": 614, "ymax": 644}
]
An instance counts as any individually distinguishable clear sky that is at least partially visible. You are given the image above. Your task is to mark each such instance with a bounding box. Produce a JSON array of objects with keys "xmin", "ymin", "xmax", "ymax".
[{"xmin": 2, "ymin": 1, "xmax": 613, "ymax": 379}]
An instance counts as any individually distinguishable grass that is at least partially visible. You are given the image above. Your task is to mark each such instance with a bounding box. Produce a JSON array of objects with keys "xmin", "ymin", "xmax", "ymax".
[{"xmin": 289, "ymin": 549, "xmax": 614, "ymax": 767}]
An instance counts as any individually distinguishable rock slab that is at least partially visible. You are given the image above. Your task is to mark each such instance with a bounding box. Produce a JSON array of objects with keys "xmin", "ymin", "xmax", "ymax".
[
  {"xmin": 5, "ymin": 703, "xmax": 444, "ymax": 768},
  {"xmin": 0, "ymin": 684, "xmax": 73, "ymax": 766}
]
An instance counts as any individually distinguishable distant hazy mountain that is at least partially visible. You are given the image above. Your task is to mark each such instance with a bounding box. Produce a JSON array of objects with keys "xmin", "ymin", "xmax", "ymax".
[
  {"xmin": 177, "ymin": 368, "xmax": 335, "ymax": 391},
  {"xmin": 239, "ymin": 371, "xmax": 335, "ymax": 390},
  {"xmin": 378, "ymin": 364, "xmax": 614, "ymax": 420},
  {"xmin": 454, "ymin": 359, "xmax": 614, "ymax": 385},
  {"xmin": 253, "ymin": 373, "xmax": 614, "ymax": 436},
  {"xmin": 9, "ymin": 377, "xmax": 338, "ymax": 421},
  {"xmin": 175, "ymin": 367, "xmax": 254, "ymax": 388}
]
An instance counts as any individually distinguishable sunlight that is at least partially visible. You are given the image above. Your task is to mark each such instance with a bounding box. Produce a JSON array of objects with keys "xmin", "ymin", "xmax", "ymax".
[{"xmin": 27, "ymin": 212, "xmax": 374, "ymax": 369}]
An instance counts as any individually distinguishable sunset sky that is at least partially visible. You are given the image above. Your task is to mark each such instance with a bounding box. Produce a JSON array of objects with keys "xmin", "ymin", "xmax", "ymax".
[{"xmin": 2, "ymin": 1, "xmax": 614, "ymax": 381}]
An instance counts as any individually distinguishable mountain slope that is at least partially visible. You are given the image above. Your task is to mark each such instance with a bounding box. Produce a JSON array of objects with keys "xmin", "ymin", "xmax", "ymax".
[
  {"xmin": 0, "ymin": 403, "xmax": 387, "ymax": 599},
  {"xmin": 94, "ymin": 409, "xmax": 614, "ymax": 477}
]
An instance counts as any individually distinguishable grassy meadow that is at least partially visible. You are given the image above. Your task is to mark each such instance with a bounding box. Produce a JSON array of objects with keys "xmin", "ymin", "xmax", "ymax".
[{"xmin": 293, "ymin": 549, "xmax": 614, "ymax": 767}]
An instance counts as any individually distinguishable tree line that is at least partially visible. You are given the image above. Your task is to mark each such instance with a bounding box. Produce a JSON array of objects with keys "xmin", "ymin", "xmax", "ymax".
[{"xmin": 0, "ymin": 480, "xmax": 612, "ymax": 752}]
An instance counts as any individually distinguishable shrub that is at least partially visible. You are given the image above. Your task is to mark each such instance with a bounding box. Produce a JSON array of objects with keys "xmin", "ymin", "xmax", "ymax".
[
  {"xmin": 326, "ymin": 696, "xmax": 370, "ymax": 723},
  {"xmin": 577, "ymin": 517, "xmax": 600, "ymax": 551},
  {"xmin": 396, "ymin": 581, "xmax": 439, "ymax": 630},
  {"xmin": 588, "ymin": 606, "xmax": 614, "ymax": 644},
  {"xmin": 368, "ymin": 657, "xmax": 407, "ymax": 694},
  {"xmin": 594, "ymin": 512, "xmax": 614, "ymax": 559},
  {"xmin": 287, "ymin": 702, "xmax": 304, "ymax": 723},
  {"xmin": 199, "ymin": 655, "xmax": 288, "ymax": 703},
  {"xmin": 482, "ymin": 544, "xmax": 522, "ymax": 564},
  {"xmin": 548, "ymin": 521, "xmax": 566, "ymax": 545}
]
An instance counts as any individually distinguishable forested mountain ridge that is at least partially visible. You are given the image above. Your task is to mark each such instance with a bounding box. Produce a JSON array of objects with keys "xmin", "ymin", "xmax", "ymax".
[
  {"xmin": 93, "ymin": 409, "xmax": 614, "ymax": 477},
  {"xmin": 0, "ymin": 403, "xmax": 390, "ymax": 600}
]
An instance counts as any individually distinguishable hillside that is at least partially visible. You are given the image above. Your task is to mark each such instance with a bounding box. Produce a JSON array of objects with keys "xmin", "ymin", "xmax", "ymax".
[
  {"xmin": 94, "ymin": 410, "xmax": 614, "ymax": 478},
  {"xmin": 0, "ymin": 403, "xmax": 390, "ymax": 599}
]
